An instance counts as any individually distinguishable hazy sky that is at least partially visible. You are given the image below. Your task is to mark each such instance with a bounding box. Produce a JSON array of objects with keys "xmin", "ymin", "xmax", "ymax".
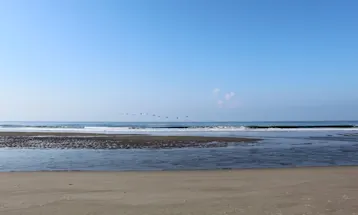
[{"xmin": 1, "ymin": 0, "xmax": 358, "ymax": 121}]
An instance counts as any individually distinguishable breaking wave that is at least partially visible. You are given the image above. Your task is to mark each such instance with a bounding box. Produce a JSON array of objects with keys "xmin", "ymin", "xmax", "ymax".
[{"xmin": 1, "ymin": 122, "xmax": 358, "ymax": 133}]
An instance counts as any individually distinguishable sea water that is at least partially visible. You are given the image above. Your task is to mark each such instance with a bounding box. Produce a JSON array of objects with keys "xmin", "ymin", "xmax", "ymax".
[{"xmin": 0, "ymin": 121, "xmax": 358, "ymax": 171}]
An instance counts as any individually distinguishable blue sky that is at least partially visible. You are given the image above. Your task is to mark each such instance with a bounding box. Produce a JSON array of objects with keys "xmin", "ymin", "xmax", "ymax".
[{"xmin": 1, "ymin": 0, "xmax": 358, "ymax": 121}]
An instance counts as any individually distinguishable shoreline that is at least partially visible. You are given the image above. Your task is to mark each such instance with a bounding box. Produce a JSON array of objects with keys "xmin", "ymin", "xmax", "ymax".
[
  {"xmin": 5, "ymin": 165, "xmax": 357, "ymax": 173},
  {"xmin": 0, "ymin": 132, "xmax": 259, "ymax": 149},
  {"xmin": 1, "ymin": 166, "xmax": 357, "ymax": 215}
]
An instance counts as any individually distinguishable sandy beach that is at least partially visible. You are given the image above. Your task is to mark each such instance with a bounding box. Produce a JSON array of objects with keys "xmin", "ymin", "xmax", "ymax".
[
  {"xmin": 0, "ymin": 167, "xmax": 357, "ymax": 215},
  {"xmin": 0, "ymin": 132, "xmax": 258, "ymax": 149}
]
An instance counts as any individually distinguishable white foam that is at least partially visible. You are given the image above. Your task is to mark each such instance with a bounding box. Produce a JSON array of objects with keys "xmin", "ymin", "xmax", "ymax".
[
  {"xmin": 84, "ymin": 126, "xmax": 133, "ymax": 131},
  {"xmin": 1, "ymin": 126, "xmax": 358, "ymax": 134}
]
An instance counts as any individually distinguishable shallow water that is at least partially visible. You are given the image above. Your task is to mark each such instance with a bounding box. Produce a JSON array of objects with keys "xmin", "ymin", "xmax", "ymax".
[{"xmin": 1, "ymin": 131, "xmax": 358, "ymax": 172}]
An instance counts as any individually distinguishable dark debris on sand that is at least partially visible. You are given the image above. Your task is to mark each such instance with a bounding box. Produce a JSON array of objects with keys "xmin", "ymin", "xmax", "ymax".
[{"xmin": 0, "ymin": 134, "xmax": 259, "ymax": 149}]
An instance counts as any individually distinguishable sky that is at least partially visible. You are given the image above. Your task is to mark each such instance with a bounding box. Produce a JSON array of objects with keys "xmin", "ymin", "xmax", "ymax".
[{"xmin": 1, "ymin": 0, "xmax": 358, "ymax": 121}]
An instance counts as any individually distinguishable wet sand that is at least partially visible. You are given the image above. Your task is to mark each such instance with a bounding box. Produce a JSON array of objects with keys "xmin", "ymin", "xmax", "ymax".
[
  {"xmin": 0, "ymin": 167, "xmax": 357, "ymax": 215},
  {"xmin": 0, "ymin": 132, "xmax": 258, "ymax": 149}
]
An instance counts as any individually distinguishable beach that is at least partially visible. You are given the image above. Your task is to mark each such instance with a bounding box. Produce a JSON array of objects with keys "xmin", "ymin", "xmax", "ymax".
[
  {"xmin": 0, "ymin": 132, "xmax": 258, "ymax": 149},
  {"xmin": 1, "ymin": 126, "xmax": 357, "ymax": 214},
  {"xmin": 0, "ymin": 167, "xmax": 357, "ymax": 215}
]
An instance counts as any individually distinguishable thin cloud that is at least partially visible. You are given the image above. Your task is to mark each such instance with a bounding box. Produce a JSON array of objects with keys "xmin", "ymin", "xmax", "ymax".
[
  {"xmin": 225, "ymin": 92, "xmax": 235, "ymax": 100},
  {"xmin": 213, "ymin": 88, "xmax": 220, "ymax": 95},
  {"xmin": 212, "ymin": 88, "xmax": 238, "ymax": 108}
]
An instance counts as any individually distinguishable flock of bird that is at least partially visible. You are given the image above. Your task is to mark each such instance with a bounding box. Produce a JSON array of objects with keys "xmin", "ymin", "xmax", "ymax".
[{"xmin": 120, "ymin": 112, "xmax": 189, "ymax": 120}]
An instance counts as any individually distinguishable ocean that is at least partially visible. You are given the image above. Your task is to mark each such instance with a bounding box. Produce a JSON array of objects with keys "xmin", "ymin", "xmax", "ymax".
[
  {"xmin": 1, "ymin": 121, "xmax": 358, "ymax": 172},
  {"xmin": 1, "ymin": 120, "xmax": 358, "ymax": 133}
]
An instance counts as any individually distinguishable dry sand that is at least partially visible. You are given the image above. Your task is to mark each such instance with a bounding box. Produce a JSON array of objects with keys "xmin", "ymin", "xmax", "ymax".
[{"xmin": 1, "ymin": 167, "xmax": 358, "ymax": 215}]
